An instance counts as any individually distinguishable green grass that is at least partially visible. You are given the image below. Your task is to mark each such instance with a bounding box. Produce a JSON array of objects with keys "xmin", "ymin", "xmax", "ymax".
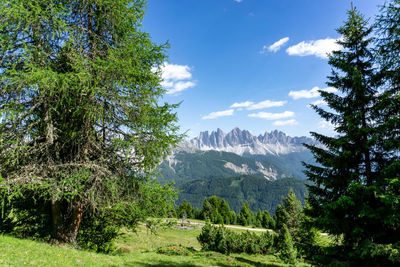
[{"xmin": 0, "ymin": 221, "xmax": 313, "ymax": 266}]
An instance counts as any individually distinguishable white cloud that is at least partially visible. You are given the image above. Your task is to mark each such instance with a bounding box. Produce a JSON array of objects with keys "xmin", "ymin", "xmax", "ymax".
[
  {"xmin": 230, "ymin": 101, "xmax": 254, "ymax": 108},
  {"xmin": 166, "ymin": 81, "xmax": 196, "ymax": 95},
  {"xmin": 289, "ymin": 86, "xmax": 337, "ymax": 99},
  {"xmin": 311, "ymin": 99, "xmax": 327, "ymax": 106},
  {"xmin": 286, "ymin": 37, "xmax": 341, "ymax": 59},
  {"xmin": 266, "ymin": 37, "xmax": 290, "ymax": 53},
  {"xmin": 231, "ymin": 99, "xmax": 286, "ymax": 110},
  {"xmin": 273, "ymin": 119, "xmax": 298, "ymax": 126},
  {"xmin": 161, "ymin": 62, "xmax": 196, "ymax": 94},
  {"xmin": 247, "ymin": 100, "xmax": 287, "ymax": 110},
  {"xmin": 248, "ymin": 111, "xmax": 295, "ymax": 120},
  {"xmin": 202, "ymin": 109, "xmax": 234, "ymax": 120},
  {"xmin": 233, "ymin": 0, "xmax": 243, "ymax": 2},
  {"xmin": 318, "ymin": 120, "xmax": 335, "ymax": 129}
]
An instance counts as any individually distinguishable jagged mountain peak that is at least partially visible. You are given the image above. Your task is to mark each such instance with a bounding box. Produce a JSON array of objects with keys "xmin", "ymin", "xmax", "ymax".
[{"xmin": 187, "ymin": 128, "xmax": 317, "ymax": 156}]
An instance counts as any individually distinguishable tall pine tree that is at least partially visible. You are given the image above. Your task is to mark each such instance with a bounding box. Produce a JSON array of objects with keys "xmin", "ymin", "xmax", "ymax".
[
  {"xmin": 374, "ymin": 0, "xmax": 400, "ymax": 245},
  {"xmin": 304, "ymin": 5, "xmax": 383, "ymax": 255}
]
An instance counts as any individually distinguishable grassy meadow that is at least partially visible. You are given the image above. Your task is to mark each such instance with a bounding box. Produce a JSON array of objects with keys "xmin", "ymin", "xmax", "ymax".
[{"xmin": 0, "ymin": 219, "xmax": 325, "ymax": 266}]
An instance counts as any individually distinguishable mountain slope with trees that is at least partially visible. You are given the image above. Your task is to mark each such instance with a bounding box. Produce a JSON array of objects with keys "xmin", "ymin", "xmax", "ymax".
[{"xmin": 175, "ymin": 176, "xmax": 308, "ymax": 214}]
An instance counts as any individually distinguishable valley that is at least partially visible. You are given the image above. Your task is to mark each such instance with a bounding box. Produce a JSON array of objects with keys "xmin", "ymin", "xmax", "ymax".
[{"xmin": 158, "ymin": 128, "xmax": 314, "ymax": 213}]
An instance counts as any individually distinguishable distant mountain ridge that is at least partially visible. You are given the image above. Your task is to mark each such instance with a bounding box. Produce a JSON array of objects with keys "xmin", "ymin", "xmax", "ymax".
[
  {"xmin": 183, "ymin": 128, "xmax": 318, "ymax": 156},
  {"xmin": 159, "ymin": 128, "xmax": 318, "ymax": 181}
]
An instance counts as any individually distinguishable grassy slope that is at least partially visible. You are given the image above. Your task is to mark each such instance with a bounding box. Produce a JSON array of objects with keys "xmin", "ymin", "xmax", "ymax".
[{"xmin": 0, "ymin": 220, "xmax": 316, "ymax": 267}]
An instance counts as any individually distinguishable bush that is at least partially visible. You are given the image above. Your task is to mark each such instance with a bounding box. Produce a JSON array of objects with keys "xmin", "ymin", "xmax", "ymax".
[
  {"xmin": 0, "ymin": 191, "xmax": 52, "ymax": 240},
  {"xmin": 77, "ymin": 210, "xmax": 121, "ymax": 253},
  {"xmin": 197, "ymin": 221, "xmax": 275, "ymax": 255},
  {"xmin": 157, "ymin": 245, "xmax": 195, "ymax": 256}
]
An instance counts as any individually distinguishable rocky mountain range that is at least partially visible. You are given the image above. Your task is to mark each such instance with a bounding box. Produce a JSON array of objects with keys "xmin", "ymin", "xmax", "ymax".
[
  {"xmin": 159, "ymin": 128, "xmax": 318, "ymax": 181},
  {"xmin": 182, "ymin": 127, "xmax": 318, "ymax": 156}
]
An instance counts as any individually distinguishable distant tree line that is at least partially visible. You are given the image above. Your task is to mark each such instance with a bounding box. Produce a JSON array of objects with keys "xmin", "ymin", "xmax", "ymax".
[{"xmin": 174, "ymin": 192, "xmax": 296, "ymax": 230}]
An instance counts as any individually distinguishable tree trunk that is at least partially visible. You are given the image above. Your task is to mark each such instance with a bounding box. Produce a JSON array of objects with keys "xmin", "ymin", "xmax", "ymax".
[{"xmin": 51, "ymin": 200, "xmax": 84, "ymax": 243}]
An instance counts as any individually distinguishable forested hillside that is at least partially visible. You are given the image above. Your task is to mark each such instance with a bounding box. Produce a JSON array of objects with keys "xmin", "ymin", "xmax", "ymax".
[
  {"xmin": 175, "ymin": 176, "xmax": 308, "ymax": 214},
  {"xmin": 158, "ymin": 150, "xmax": 300, "ymax": 183}
]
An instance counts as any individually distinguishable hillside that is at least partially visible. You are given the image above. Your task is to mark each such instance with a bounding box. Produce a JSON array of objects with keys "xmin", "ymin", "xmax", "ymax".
[
  {"xmin": 158, "ymin": 150, "xmax": 290, "ymax": 182},
  {"xmin": 175, "ymin": 176, "xmax": 308, "ymax": 214},
  {"xmin": 158, "ymin": 128, "xmax": 318, "ymax": 182}
]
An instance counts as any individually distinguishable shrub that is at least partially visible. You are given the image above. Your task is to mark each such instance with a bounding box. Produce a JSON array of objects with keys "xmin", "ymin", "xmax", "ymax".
[
  {"xmin": 77, "ymin": 210, "xmax": 121, "ymax": 253},
  {"xmin": 0, "ymin": 190, "xmax": 51, "ymax": 240},
  {"xmin": 157, "ymin": 245, "xmax": 195, "ymax": 256},
  {"xmin": 197, "ymin": 222, "xmax": 275, "ymax": 255}
]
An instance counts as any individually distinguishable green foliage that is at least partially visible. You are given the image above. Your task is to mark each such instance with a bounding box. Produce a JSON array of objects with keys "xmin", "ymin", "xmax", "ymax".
[
  {"xmin": 238, "ymin": 201, "xmax": 251, "ymax": 226},
  {"xmin": 296, "ymin": 200, "xmax": 320, "ymax": 259},
  {"xmin": 276, "ymin": 189, "xmax": 303, "ymax": 246},
  {"xmin": 0, "ymin": 190, "xmax": 51, "ymax": 240},
  {"xmin": 176, "ymin": 200, "xmax": 193, "ymax": 219},
  {"xmin": 262, "ymin": 210, "xmax": 275, "ymax": 229},
  {"xmin": 277, "ymin": 224, "xmax": 297, "ymax": 265},
  {"xmin": 0, "ymin": 0, "xmax": 181, "ymax": 244},
  {"xmin": 219, "ymin": 199, "xmax": 231, "ymax": 224},
  {"xmin": 156, "ymin": 245, "xmax": 195, "ymax": 256},
  {"xmin": 176, "ymin": 175, "xmax": 308, "ymax": 215},
  {"xmin": 197, "ymin": 221, "xmax": 275, "ymax": 255},
  {"xmin": 77, "ymin": 209, "xmax": 120, "ymax": 253},
  {"xmin": 255, "ymin": 209, "xmax": 263, "ymax": 228},
  {"xmin": 304, "ymin": 2, "xmax": 400, "ymax": 265}
]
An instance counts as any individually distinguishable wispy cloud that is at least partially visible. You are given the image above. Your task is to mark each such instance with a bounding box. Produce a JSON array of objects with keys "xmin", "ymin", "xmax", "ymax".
[
  {"xmin": 161, "ymin": 62, "xmax": 196, "ymax": 94},
  {"xmin": 286, "ymin": 37, "xmax": 341, "ymax": 59},
  {"xmin": 289, "ymin": 86, "xmax": 337, "ymax": 100},
  {"xmin": 230, "ymin": 101, "xmax": 254, "ymax": 108},
  {"xmin": 248, "ymin": 111, "xmax": 295, "ymax": 120},
  {"xmin": 233, "ymin": 0, "xmax": 243, "ymax": 2},
  {"xmin": 202, "ymin": 109, "xmax": 234, "ymax": 120},
  {"xmin": 230, "ymin": 99, "xmax": 286, "ymax": 110},
  {"xmin": 247, "ymin": 100, "xmax": 287, "ymax": 110},
  {"xmin": 273, "ymin": 119, "xmax": 298, "ymax": 126},
  {"xmin": 261, "ymin": 37, "xmax": 290, "ymax": 53}
]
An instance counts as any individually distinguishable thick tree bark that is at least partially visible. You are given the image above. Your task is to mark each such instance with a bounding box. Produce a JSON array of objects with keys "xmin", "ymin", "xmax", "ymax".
[{"xmin": 51, "ymin": 200, "xmax": 84, "ymax": 243}]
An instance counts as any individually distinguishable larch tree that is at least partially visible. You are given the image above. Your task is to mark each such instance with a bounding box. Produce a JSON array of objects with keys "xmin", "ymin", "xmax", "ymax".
[{"xmin": 0, "ymin": 0, "xmax": 181, "ymax": 243}]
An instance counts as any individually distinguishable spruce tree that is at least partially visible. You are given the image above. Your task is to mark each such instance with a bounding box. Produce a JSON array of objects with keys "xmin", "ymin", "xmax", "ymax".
[
  {"xmin": 374, "ymin": 0, "xmax": 400, "ymax": 245},
  {"xmin": 261, "ymin": 210, "xmax": 274, "ymax": 229},
  {"xmin": 0, "ymin": 0, "xmax": 181, "ymax": 243},
  {"xmin": 238, "ymin": 201, "xmax": 251, "ymax": 226},
  {"xmin": 304, "ymin": 5, "xmax": 384, "ymax": 255}
]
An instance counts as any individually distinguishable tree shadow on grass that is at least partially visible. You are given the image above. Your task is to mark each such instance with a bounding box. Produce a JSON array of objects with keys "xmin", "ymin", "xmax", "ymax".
[{"xmin": 235, "ymin": 256, "xmax": 282, "ymax": 267}]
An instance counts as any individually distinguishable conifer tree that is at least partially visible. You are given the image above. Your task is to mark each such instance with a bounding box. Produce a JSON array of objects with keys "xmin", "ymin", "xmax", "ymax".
[
  {"xmin": 304, "ymin": 5, "xmax": 384, "ymax": 254},
  {"xmin": 261, "ymin": 210, "xmax": 274, "ymax": 229},
  {"xmin": 255, "ymin": 209, "xmax": 263, "ymax": 227},
  {"xmin": 238, "ymin": 201, "xmax": 251, "ymax": 226},
  {"xmin": 374, "ymin": 0, "xmax": 400, "ymax": 244},
  {"xmin": 0, "ymin": 0, "xmax": 181, "ymax": 243}
]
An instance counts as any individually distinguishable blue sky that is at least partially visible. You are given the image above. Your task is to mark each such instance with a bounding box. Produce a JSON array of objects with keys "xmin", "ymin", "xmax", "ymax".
[{"xmin": 143, "ymin": 0, "xmax": 383, "ymax": 138}]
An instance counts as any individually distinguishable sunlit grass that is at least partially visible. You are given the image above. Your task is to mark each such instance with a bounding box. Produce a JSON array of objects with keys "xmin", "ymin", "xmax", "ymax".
[{"xmin": 0, "ymin": 220, "xmax": 315, "ymax": 266}]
